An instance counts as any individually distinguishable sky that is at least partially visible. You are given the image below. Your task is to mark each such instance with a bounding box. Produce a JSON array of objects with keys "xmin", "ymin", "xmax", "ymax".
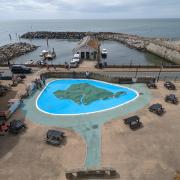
[{"xmin": 0, "ymin": 0, "xmax": 180, "ymax": 20}]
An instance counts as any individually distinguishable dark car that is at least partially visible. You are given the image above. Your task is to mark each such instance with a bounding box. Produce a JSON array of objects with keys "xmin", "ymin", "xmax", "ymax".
[
  {"xmin": 164, "ymin": 81, "xmax": 176, "ymax": 90},
  {"xmin": 165, "ymin": 94, "xmax": 178, "ymax": 104},
  {"xmin": 46, "ymin": 130, "xmax": 65, "ymax": 146},
  {"xmin": 11, "ymin": 65, "xmax": 32, "ymax": 74},
  {"xmin": 9, "ymin": 120, "xmax": 26, "ymax": 134},
  {"xmin": 146, "ymin": 81, "xmax": 157, "ymax": 89},
  {"xmin": 124, "ymin": 115, "xmax": 143, "ymax": 130},
  {"xmin": 148, "ymin": 103, "xmax": 165, "ymax": 115}
]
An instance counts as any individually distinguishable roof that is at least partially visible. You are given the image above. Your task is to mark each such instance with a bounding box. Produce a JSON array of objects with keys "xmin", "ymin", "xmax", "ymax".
[{"xmin": 74, "ymin": 36, "xmax": 99, "ymax": 51}]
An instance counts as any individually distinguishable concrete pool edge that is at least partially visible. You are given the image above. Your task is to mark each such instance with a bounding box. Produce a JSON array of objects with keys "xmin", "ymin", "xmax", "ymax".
[{"xmin": 36, "ymin": 78, "xmax": 139, "ymax": 116}]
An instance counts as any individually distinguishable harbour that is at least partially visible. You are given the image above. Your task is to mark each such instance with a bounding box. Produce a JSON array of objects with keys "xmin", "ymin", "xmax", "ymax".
[
  {"xmin": 0, "ymin": 19, "xmax": 180, "ymax": 66},
  {"xmin": 1, "ymin": 18, "xmax": 180, "ymax": 180}
]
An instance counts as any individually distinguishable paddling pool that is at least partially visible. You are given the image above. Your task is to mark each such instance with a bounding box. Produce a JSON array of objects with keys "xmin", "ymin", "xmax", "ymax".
[{"xmin": 36, "ymin": 79, "xmax": 139, "ymax": 115}]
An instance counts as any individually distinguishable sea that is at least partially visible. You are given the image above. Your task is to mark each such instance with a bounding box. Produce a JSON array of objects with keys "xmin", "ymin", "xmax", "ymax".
[{"xmin": 0, "ymin": 19, "xmax": 180, "ymax": 65}]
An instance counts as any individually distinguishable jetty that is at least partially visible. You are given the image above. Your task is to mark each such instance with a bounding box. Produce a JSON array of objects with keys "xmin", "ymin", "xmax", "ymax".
[
  {"xmin": 0, "ymin": 42, "xmax": 38, "ymax": 64},
  {"xmin": 21, "ymin": 31, "xmax": 180, "ymax": 64}
]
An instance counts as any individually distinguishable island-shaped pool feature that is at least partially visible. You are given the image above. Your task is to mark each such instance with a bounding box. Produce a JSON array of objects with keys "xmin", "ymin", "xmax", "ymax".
[{"xmin": 36, "ymin": 79, "xmax": 139, "ymax": 115}]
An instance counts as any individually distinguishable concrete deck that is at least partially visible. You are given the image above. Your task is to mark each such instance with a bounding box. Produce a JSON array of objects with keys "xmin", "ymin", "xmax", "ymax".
[{"xmin": 0, "ymin": 68, "xmax": 180, "ymax": 180}]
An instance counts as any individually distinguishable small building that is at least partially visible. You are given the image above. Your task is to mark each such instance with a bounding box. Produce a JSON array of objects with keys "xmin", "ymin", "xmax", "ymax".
[{"xmin": 73, "ymin": 36, "xmax": 100, "ymax": 60}]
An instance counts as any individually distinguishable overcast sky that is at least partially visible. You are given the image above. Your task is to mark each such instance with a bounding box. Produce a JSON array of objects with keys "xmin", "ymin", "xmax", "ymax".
[{"xmin": 0, "ymin": 0, "xmax": 180, "ymax": 20}]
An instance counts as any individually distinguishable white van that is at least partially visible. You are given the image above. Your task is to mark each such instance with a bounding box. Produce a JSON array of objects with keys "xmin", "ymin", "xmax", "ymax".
[{"xmin": 71, "ymin": 54, "xmax": 80, "ymax": 64}]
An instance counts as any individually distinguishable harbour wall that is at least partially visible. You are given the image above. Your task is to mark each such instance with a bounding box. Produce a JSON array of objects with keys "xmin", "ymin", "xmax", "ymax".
[
  {"xmin": 21, "ymin": 31, "xmax": 180, "ymax": 64},
  {"xmin": 21, "ymin": 31, "xmax": 160, "ymax": 51},
  {"xmin": 146, "ymin": 42, "xmax": 180, "ymax": 65},
  {"xmin": 40, "ymin": 71, "xmax": 155, "ymax": 84},
  {"xmin": 0, "ymin": 42, "xmax": 38, "ymax": 64}
]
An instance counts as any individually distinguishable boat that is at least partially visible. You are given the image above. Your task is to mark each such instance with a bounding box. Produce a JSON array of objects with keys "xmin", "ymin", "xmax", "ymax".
[
  {"xmin": 36, "ymin": 60, "xmax": 47, "ymax": 65},
  {"xmin": 25, "ymin": 60, "xmax": 35, "ymax": 65},
  {"xmin": 40, "ymin": 50, "xmax": 48, "ymax": 57},
  {"xmin": 40, "ymin": 48, "xmax": 56, "ymax": 61},
  {"xmin": 101, "ymin": 49, "xmax": 107, "ymax": 58},
  {"xmin": 44, "ymin": 51, "xmax": 56, "ymax": 61}
]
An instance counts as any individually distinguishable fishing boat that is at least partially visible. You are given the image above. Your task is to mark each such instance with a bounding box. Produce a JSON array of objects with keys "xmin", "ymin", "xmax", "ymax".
[
  {"xmin": 40, "ymin": 50, "xmax": 48, "ymax": 57},
  {"xmin": 44, "ymin": 51, "xmax": 56, "ymax": 61},
  {"xmin": 40, "ymin": 48, "xmax": 56, "ymax": 61}
]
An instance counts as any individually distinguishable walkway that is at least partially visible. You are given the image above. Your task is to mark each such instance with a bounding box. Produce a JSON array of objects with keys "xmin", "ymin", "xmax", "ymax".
[{"xmin": 79, "ymin": 60, "xmax": 96, "ymax": 69}]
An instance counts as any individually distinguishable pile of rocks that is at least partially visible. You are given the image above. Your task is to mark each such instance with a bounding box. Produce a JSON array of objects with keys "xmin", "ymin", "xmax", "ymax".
[
  {"xmin": 0, "ymin": 42, "xmax": 38, "ymax": 64},
  {"xmin": 21, "ymin": 31, "xmax": 169, "ymax": 51},
  {"xmin": 21, "ymin": 31, "xmax": 149, "ymax": 51},
  {"xmin": 21, "ymin": 31, "xmax": 87, "ymax": 40}
]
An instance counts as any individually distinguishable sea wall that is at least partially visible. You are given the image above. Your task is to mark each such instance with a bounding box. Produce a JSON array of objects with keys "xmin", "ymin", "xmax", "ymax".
[
  {"xmin": 21, "ymin": 31, "xmax": 159, "ymax": 51},
  {"xmin": 146, "ymin": 42, "xmax": 180, "ymax": 65},
  {"xmin": 0, "ymin": 42, "xmax": 38, "ymax": 64}
]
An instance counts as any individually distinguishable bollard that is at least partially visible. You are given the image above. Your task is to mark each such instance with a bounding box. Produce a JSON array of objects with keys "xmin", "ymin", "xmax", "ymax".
[
  {"xmin": 174, "ymin": 76, "xmax": 178, "ymax": 82},
  {"xmin": 164, "ymin": 76, "xmax": 167, "ymax": 81}
]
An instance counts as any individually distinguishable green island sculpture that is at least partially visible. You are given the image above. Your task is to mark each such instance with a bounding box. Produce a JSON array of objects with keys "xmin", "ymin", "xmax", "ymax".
[{"xmin": 54, "ymin": 83, "xmax": 126, "ymax": 105}]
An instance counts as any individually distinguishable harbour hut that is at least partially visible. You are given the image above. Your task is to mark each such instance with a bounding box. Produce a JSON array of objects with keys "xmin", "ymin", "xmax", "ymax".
[{"xmin": 73, "ymin": 36, "xmax": 100, "ymax": 60}]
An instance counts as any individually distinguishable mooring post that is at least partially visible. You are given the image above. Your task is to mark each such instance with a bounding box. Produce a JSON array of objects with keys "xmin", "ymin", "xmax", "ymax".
[
  {"xmin": 46, "ymin": 37, "xmax": 49, "ymax": 47},
  {"xmin": 135, "ymin": 67, "xmax": 138, "ymax": 78},
  {"xmin": 9, "ymin": 33, "xmax": 12, "ymax": 41},
  {"xmin": 175, "ymin": 76, "xmax": 177, "ymax": 82},
  {"xmin": 97, "ymin": 44, "xmax": 101, "ymax": 68}
]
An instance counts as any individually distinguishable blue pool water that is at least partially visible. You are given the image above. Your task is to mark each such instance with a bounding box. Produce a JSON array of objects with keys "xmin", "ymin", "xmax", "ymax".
[{"xmin": 36, "ymin": 79, "xmax": 139, "ymax": 115}]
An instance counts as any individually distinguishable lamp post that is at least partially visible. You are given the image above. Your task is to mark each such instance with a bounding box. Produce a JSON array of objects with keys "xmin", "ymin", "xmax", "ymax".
[
  {"xmin": 157, "ymin": 65, "xmax": 162, "ymax": 82},
  {"xmin": 135, "ymin": 67, "xmax": 138, "ymax": 78}
]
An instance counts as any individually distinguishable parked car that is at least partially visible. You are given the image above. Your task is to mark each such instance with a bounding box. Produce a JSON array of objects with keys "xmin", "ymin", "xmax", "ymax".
[
  {"xmin": 148, "ymin": 103, "xmax": 165, "ymax": 115},
  {"xmin": 146, "ymin": 81, "xmax": 157, "ymax": 89},
  {"xmin": 9, "ymin": 120, "xmax": 26, "ymax": 134},
  {"xmin": 46, "ymin": 130, "xmax": 65, "ymax": 146},
  {"xmin": 70, "ymin": 61, "xmax": 78, "ymax": 68},
  {"xmin": 72, "ymin": 54, "xmax": 80, "ymax": 64},
  {"xmin": 165, "ymin": 94, "xmax": 178, "ymax": 104},
  {"xmin": 164, "ymin": 81, "xmax": 176, "ymax": 90},
  {"xmin": 124, "ymin": 115, "xmax": 143, "ymax": 130},
  {"xmin": 11, "ymin": 65, "xmax": 32, "ymax": 74}
]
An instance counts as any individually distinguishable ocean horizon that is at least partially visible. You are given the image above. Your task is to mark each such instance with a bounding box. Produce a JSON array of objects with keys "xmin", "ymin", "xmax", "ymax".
[{"xmin": 0, "ymin": 19, "xmax": 180, "ymax": 65}]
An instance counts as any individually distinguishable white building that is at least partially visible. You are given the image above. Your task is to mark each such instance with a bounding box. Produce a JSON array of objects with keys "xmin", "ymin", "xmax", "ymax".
[{"xmin": 73, "ymin": 36, "xmax": 100, "ymax": 60}]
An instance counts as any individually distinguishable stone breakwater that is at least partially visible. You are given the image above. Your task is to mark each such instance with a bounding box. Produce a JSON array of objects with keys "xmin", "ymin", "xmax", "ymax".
[
  {"xmin": 21, "ymin": 31, "xmax": 159, "ymax": 51},
  {"xmin": 21, "ymin": 31, "xmax": 180, "ymax": 64},
  {"xmin": 0, "ymin": 42, "xmax": 38, "ymax": 64}
]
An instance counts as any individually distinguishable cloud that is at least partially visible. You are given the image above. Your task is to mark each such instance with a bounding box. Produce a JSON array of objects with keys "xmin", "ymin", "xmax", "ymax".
[{"xmin": 0, "ymin": 0, "xmax": 179, "ymax": 19}]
